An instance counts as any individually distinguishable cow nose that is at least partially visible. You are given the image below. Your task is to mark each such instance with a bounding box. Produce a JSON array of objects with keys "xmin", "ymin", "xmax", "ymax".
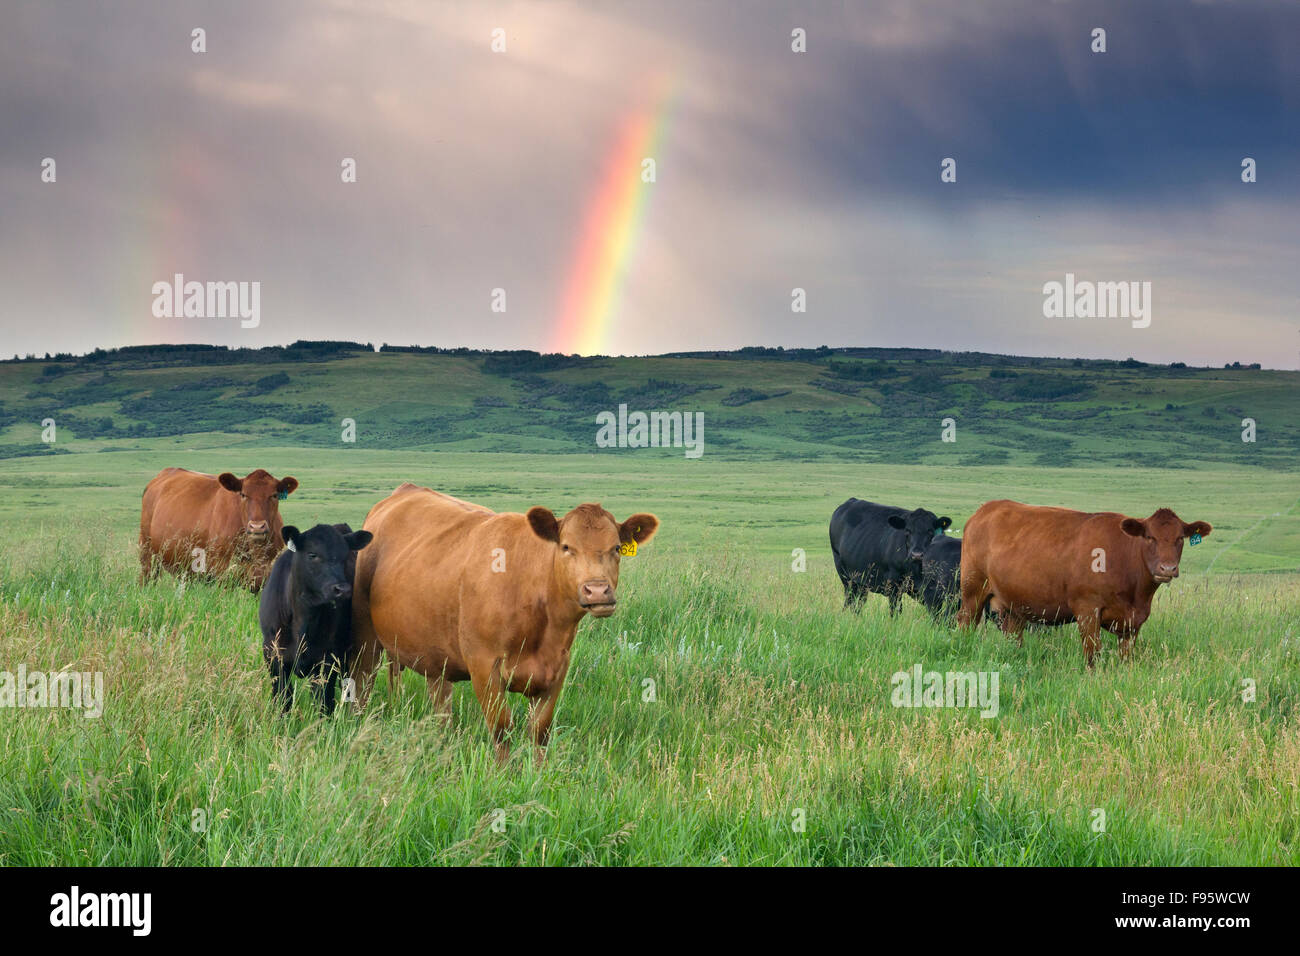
[
  {"xmin": 330, "ymin": 582, "xmax": 351, "ymax": 600},
  {"xmin": 248, "ymin": 520, "xmax": 269, "ymax": 534},
  {"xmin": 580, "ymin": 581, "xmax": 614, "ymax": 606},
  {"xmin": 910, "ymin": 551, "xmax": 925, "ymax": 561},
  {"xmin": 1158, "ymin": 563, "xmax": 1179, "ymax": 577}
]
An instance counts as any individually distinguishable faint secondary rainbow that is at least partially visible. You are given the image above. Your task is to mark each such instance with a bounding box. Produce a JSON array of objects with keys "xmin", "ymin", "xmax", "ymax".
[{"xmin": 550, "ymin": 79, "xmax": 679, "ymax": 356}]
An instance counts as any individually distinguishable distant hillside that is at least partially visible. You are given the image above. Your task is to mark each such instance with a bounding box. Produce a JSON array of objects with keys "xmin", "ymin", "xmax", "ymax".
[{"xmin": 1, "ymin": 343, "xmax": 1295, "ymax": 468}]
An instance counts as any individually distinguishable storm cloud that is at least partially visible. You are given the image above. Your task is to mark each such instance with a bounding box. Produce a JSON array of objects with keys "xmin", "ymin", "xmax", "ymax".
[{"xmin": 1, "ymin": 0, "xmax": 1297, "ymax": 366}]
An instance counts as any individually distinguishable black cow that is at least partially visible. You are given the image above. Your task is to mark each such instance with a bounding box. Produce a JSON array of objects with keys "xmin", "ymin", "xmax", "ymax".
[
  {"xmin": 919, "ymin": 535, "xmax": 962, "ymax": 618},
  {"xmin": 829, "ymin": 498, "xmax": 952, "ymax": 615},
  {"xmin": 259, "ymin": 522, "xmax": 373, "ymax": 715}
]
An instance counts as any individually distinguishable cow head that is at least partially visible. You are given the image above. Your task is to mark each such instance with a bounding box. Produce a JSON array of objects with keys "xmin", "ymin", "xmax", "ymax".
[
  {"xmin": 527, "ymin": 503, "xmax": 659, "ymax": 618},
  {"xmin": 281, "ymin": 524, "xmax": 372, "ymax": 605},
  {"xmin": 1121, "ymin": 508, "xmax": 1212, "ymax": 584},
  {"xmin": 887, "ymin": 508, "xmax": 953, "ymax": 562},
  {"xmin": 218, "ymin": 469, "xmax": 298, "ymax": 539}
]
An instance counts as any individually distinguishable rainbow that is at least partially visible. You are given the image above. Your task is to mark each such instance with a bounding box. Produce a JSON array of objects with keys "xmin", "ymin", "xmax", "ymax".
[
  {"xmin": 116, "ymin": 139, "xmax": 212, "ymax": 346},
  {"xmin": 550, "ymin": 79, "xmax": 679, "ymax": 356}
]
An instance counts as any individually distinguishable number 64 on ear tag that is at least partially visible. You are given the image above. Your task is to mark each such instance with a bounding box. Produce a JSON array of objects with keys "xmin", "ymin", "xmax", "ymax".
[{"xmin": 619, "ymin": 540, "xmax": 637, "ymax": 557}]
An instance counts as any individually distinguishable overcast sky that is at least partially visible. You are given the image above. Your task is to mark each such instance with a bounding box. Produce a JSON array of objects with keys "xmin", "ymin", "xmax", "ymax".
[{"xmin": 2, "ymin": 0, "xmax": 1297, "ymax": 366}]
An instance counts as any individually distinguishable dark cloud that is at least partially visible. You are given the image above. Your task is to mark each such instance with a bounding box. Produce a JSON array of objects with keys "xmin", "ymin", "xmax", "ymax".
[{"xmin": 1, "ymin": 0, "xmax": 1296, "ymax": 366}]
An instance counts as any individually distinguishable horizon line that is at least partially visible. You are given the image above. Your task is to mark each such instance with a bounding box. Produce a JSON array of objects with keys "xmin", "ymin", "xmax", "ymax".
[{"xmin": 0, "ymin": 341, "xmax": 1286, "ymax": 372}]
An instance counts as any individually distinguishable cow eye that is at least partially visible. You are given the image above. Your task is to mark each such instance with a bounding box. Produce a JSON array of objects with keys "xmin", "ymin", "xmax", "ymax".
[{"xmin": 561, "ymin": 544, "xmax": 570, "ymax": 553}]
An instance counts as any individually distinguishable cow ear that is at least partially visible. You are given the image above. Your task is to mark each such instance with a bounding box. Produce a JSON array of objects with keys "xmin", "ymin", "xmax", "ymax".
[
  {"xmin": 281, "ymin": 526, "xmax": 301, "ymax": 550},
  {"xmin": 218, "ymin": 472, "xmax": 242, "ymax": 493},
  {"xmin": 887, "ymin": 515, "xmax": 906, "ymax": 529},
  {"xmin": 619, "ymin": 513, "xmax": 659, "ymax": 545},
  {"xmin": 936, "ymin": 516, "xmax": 952, "ymax": 530},
  {"xmin": 1120, "ymin": 518, "xmax": 1146, "ymax": 538},
  {"xmin": 1185, "ymin": 520, "xmax": 1212, "ymax": 539},
  {"xmin": 527, "ymin": 507, "xmax": 560, "ymax": 543},
  {"xmin": 345, "ymin": 530, "xmax": 373, "ymax": 552},
  {"xmin": 277, "ymin": 476, "xmax": 299, "ymax": 496}
]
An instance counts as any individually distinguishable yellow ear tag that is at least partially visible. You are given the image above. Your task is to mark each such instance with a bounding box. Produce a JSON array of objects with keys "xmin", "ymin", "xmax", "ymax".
[{"xmin": 620, "ymin": 539, "xmax": 637, "ymax": 557}]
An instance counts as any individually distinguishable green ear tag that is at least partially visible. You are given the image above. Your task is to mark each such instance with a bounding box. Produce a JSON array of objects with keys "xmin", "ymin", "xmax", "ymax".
[
  {"xmin": 620, "ymin": 540, "xmax": 637, "ymax": 557},
  {"xmin": 1189, "ymin": 533, "xmax": 1202, "ymax": 546},
  {"xmin": 277, "ymin": 491, "xmax": 288, "ymax": 500}
]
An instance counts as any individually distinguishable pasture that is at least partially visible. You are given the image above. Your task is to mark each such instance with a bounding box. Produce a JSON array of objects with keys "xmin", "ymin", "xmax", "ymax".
[{"xmin": 0, "ymin": 448, "xmax": 1296, "ymax": 864}]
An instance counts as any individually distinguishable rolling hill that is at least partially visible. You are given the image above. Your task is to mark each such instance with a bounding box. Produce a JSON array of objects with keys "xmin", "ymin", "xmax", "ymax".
[{"xmin": 1, "ymin": 342, "xmax": 1295, "ymax": 469}]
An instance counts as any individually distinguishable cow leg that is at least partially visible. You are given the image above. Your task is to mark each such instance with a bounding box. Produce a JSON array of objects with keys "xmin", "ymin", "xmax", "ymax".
[
  {"xmin": 526, "ymin": 691, "xmax": 560, "ymax": 763},
  {"xmin": 839, "ymin": 567, "xmax": 865, "ymax": 611},
  {"xmin": 525, "ymin": 660, "xmax": 571, "ymax": 761},
  {"xmin": 1113, "ymin": 619, "xmax": 1142, "ymax": 662},
  {"xmin": 348, "ymin": 636, "xmax": 384, "ymax": 711},
  {"xmin": 137, "ymin": 539, "xmax": 155, "ymax": 585},
  {"xmin": 922, "ymin": 587, "xmax": 945, "ymax": 621},
  {"xmin": 269, "ymin": 660, "xmax": 294, "ymax": 715},
  {"xmin": 957, "ymin": 575, "xmax": 990, "ymax": 630},
  {"xmin": 349, "ymin": 581, "xmax": 383, "ymax": 710},
  {"xmin": 882, "ymin": 574, "xmax": 907, "ymax": 617},
  {"xmin": 426, "ymin": 673, "xmax": 453, "ymax": 721},
  {"xmin": 838, "ymin": 571, "xmax": 852, "ymax": 607},
  {"xmin": 834, "ymin": 550, "xmax": 856, "ymax": 609},
  {"xmin": 469, "ymin": 653, "xmax": 513, "ymax": 764},
  {"xmin": 313, "ymin": 658, "xmax": 342, "ymax": 716},
  {"xmin": 264, "ymin": 631, "xmax": 295, "ymax": 715},
  {"xmin": 844, "ymin": 583, "xmax": 867, "ymax": 612},
  {"xmin": 1108, "ymin": 606, "xmax": 1147, "ymax": 662},
  {"xmin": 997, "ymin": 609, "xmax": 1026, "ymax": 648},
  {"xmin": 316, "ymin": 672, "xmax": 338, "ymax": 716},
  {"xmin": 1074, "ymin": 607, "xmax": 1102, "ymax": 670}
]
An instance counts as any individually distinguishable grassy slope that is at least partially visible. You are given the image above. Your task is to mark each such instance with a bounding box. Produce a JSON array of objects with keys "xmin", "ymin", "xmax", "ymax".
[{"xmin": 2, "ymin": 347, "xmax": 1297, "ymax": 468}]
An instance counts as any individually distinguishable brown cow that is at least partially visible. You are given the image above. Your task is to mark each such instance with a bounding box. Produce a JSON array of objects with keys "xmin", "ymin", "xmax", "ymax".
[
  {"xmin": 139, "ymin": 467, "xmax": 299, "ymax": 590},
  {"xmin": 957, "ymin": 500, "xmax": 1211, "ymax": 668},
  {"xmin": 350, "ymin": 483, "xmax": 659, "ymax": 762}
]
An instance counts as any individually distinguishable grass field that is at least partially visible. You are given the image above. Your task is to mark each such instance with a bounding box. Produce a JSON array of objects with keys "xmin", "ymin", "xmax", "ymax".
[{"xmin": 1, "ymin": 447, "xmax": 1297, "ymax": 865}]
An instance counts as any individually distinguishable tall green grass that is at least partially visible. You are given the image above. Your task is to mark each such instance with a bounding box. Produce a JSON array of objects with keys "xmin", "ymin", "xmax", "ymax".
[{"xmin": 1, "ymin": 455, "xmax": 1296, "ymax": 864}]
